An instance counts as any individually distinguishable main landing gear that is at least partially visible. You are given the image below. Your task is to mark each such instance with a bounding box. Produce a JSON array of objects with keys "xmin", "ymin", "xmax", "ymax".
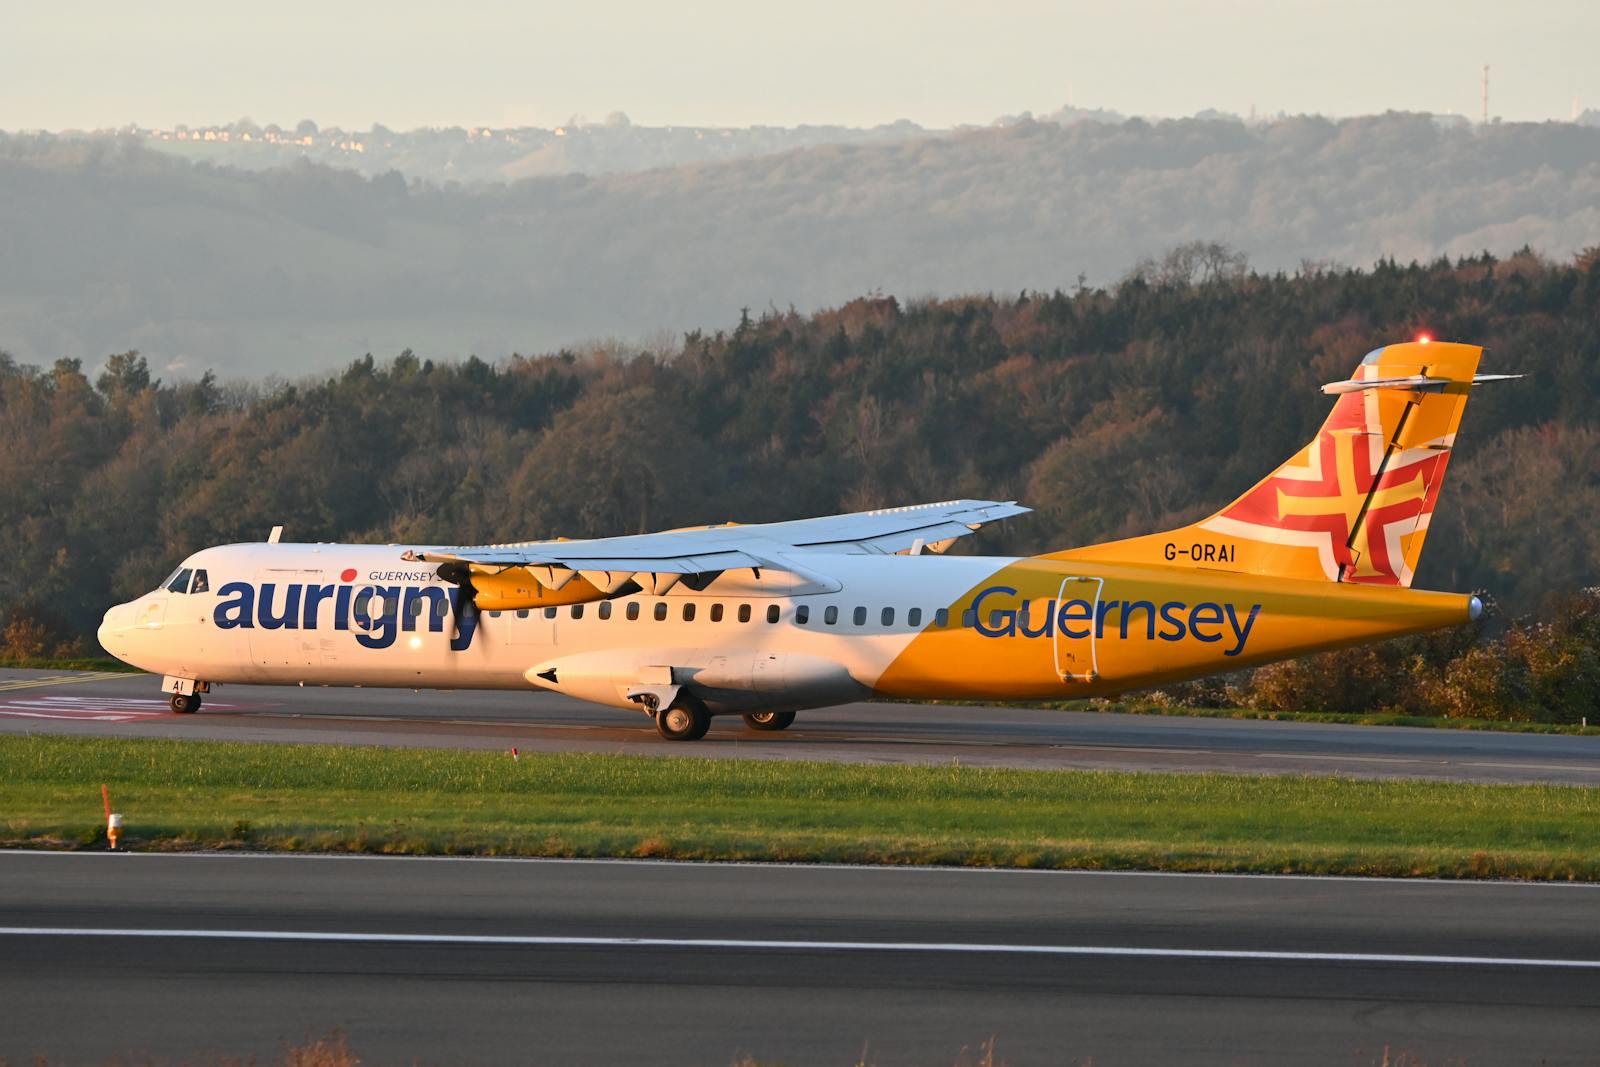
[
  {"xmin": 652, "ymin": 696, "xmax": 711, "ymax": 742},
  {"xmin": 170, "ymin": 692, "xmax": 202, "ymax": 714},
  {"xmin": 633, "ymin": 687, "xmax": 710, "ymax": 739},
  {"xmin": 639, "ymin": 694, "xmax": 797, "ymax": 741}
]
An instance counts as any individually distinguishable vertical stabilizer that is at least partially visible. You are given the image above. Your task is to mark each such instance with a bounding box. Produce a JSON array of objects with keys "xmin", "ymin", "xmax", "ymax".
[{"xmin": 1054, "ymin": 341, "xmax": 1487, "ymax": 587}]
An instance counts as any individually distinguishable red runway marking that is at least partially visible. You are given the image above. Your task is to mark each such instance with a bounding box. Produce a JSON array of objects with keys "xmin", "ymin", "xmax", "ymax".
[{"xmin": 0, "ymin": 695, "xmax": 236, "ymax": 723}]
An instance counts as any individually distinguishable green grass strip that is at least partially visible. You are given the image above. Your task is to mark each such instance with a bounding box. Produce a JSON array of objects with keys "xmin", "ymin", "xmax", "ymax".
[
  {"xmin": 0, "ymin": 657, "xmax": 141, "ymax": 673},
  {"xmin": 3, "ymin": 734, "xmax": 1599, "ymax": 880},
  {"xmin": 1068, "ymin": 700, "xmax": 1600, "ymax": 735}
]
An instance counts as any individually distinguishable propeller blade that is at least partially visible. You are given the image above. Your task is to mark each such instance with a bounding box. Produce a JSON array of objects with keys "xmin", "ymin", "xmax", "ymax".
[{"xmin": 434, "ymin": 561, "xmax": 481, "ymax": 637}]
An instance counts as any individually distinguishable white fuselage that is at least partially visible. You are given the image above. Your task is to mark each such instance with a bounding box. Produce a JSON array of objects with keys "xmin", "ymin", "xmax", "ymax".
[{"xmin": 98, "ymin": 542, "xmax": 1009, "ymax": 716}]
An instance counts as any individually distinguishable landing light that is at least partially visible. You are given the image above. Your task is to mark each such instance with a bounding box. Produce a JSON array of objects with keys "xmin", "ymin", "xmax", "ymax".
[{"xmin": 408, "ymin": 636, "xmax": 423, "ymax": 650}]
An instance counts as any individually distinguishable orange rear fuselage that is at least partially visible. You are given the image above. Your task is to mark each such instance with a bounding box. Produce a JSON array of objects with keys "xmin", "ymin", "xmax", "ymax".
[{"xmin": 875, "ymin": 556, "xmax": 1475, "ymax": 700}]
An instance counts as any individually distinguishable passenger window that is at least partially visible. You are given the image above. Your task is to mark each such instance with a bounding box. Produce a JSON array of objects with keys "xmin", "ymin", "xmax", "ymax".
[
  {"xmin": 354, "ymin": 589, "xmax": 372, "ymax": 615},
  {"xmin": 935, "ymin": 608, "xmax": 949, "ymax": 628},
  {"xmin": 710, "ymin": 603, "xmax": 724, "ymax": 623},
  {"xmin": 166, "ymin": 568, "xmax": 193, "ymax": 594},
  {"xmin": 881, "ymin": 607, "xmax": 894, "ymax": 626},
  {"xmin": 962, "ymin": 608, "xmax": 977, "ymax": 628},
  {"xmin": 853, "ymin": 606, "xmax": 866, "ymax": 626},
  {"xmin": 654, "ymin": 602, "xmax": 668, "ymax": 621},
  {"xmin": 407, "ymin": 598, "xmax": 425, "ymax": 618},
  {"xmin": 683, "ymin": 603, "xmax": 696, "ymax": 622},
  {"xmin": 766, "ymin": 605, "xmax": 779, "ymax": 623},
  {"xmin": 190, "ymin": 570, "xmax": 209, "ymax": 594},
  {"xmin": 517, "ymin": 609, "xmax": 529, "ymax": 619},
  {"xmin": 571, "ymin": 604, "xmax": 584, "ymax": 619},
  {"xmin": 488, "ymin": 610, "xmax": 502, "ymax": 618},
  {"xmin": 626, "ymin": 602, "xmax": 640, "ymax": 621},
  {"xmin": 544, "ymin": 607, "xmax": 558, "ymax": 620},
  {"xmin": 598, "ymin": 602, "xmax": 613, "ymax": 620},
  {"xmin": 908, "ymin": 607, "xmax": 922, "ymax": 627},
  {"xmin": 990, "ymin": 610, "xmax": 1006, "ymax": 629},
  {"xmin": 824, "ymin": 605, "xmax": 838, "ymax": 625},
  {"xmin": 795, "ymin": 605, "xmax": 810, "ymax": 625},
  {"xmin": 434, "ymin": 599, "xmax": 449, "ymax": 620},
  {"xmin": 738, "ymin": 604, "xmax": 752, "ymax": 623}
]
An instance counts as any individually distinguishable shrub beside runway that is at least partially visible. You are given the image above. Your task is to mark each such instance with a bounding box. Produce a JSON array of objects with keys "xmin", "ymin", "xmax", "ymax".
[{"xmin": 4, "ymin": 734, "xmax": 1599, "ymax": 879}]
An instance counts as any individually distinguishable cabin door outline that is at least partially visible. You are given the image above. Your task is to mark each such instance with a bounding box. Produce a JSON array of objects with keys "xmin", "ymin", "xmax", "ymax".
[{"xmin": 1053, "ymin": 575, "xmax": 1103, "ymax": 683}]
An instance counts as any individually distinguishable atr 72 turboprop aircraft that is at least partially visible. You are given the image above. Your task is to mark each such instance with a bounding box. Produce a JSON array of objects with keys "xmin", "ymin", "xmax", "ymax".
[{"xmin": 99, "ymin": 341, "xmax": 1513, "ymax": 740}]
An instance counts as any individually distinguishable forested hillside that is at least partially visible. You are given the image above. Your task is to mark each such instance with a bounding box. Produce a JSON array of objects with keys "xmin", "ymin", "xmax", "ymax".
[
  {"xmin": 4, "ymin": 249, "xmax": 1597, "ymax": 667},
  {"xmin": 3, "ymin": 113, "xmax": 1599, "ymax": 378}
]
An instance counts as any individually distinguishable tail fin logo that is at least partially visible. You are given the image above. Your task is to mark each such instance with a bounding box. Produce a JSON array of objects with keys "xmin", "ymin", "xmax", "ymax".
[{"xmin": 1204, "ymin": 410, "xmax": 1446, "ymax": 584}]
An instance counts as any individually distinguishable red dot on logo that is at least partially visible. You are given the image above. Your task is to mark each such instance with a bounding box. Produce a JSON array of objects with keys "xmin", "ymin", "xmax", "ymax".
[{"xmin": 340, "ymin": 568, "xmax": 358, "ymax": 582}]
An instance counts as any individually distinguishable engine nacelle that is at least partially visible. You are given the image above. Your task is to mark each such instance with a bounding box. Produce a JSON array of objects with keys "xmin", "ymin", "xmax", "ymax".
[{"xmin": 472, "ymin": 567, "xmax": 609, "ymax": 610}]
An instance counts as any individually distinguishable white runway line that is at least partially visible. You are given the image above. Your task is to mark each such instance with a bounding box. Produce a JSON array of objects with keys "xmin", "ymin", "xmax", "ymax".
[
  {"xmin": 0, "ymin": 712, "xmax": 157, "ymax": 721},
  {"xmin": 0, "ymin": 672, "xmax": 129, "ymax": 693},
  {"xmin": 0, "ymin": 695, "xmax": 235, "ymax": 721},
  {"xmin": 2, "ymin": 926, "xmax": 1598, "ymax": 969}
]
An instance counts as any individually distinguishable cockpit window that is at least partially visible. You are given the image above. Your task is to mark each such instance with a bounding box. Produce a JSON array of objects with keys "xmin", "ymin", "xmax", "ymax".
[
  {"xmin": 165, "ymin": 568, "xmax": 193, "ymax": 594},
  {"xmin": 190, "ymin": 569, "xmax": 209, "ymax": 594}
]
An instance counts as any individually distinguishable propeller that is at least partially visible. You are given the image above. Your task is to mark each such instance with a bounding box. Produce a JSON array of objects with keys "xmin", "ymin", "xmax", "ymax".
[{"xmin": 433, "ymin": 561, "xmax": 481, "ymax": 638}]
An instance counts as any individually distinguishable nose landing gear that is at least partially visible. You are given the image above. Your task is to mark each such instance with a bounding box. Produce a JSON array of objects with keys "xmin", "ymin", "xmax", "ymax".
[{"xmin": 163, "ymin": 676, "xmax": 208, "ymax": 714}]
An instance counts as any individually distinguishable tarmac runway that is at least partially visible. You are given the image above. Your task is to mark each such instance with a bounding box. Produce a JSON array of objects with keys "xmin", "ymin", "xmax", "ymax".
[
  {"xmin": 3, "ymin": 668, "xmax": 1600, "ymax": 784},
  {"xmin": 4, "ymin": 851, "xmax": 1599, "ymax": 1065}
]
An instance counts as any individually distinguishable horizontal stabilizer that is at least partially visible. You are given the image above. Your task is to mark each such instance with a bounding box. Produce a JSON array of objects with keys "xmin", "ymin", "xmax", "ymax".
[{"xmin": 1321, "ymin": 372, "xmax": 1522, "ymax": 395}]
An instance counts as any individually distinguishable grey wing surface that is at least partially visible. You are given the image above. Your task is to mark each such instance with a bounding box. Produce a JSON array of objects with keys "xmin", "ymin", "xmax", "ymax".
[{"xmin": 403, "ymin": 499, "xmax": 1029, "ymax": 574}]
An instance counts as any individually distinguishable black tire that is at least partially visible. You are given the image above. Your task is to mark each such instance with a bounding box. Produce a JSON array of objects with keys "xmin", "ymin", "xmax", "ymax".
[
  {"xmin": 742, "ymin": 710, "xmax": 796, "ymax": 732},
  {"xmin": 170, "ymin": 692, "xmax": 201, "ymax": 714},
  {"xmin": 655, "ymin": 698, "xmax": 710, "ymax": 741}
]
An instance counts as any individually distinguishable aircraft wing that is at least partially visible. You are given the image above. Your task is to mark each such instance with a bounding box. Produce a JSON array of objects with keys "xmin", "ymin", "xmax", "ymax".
[{"xmin": 404, "ymin": 499, "xmax": 1029, "ymax": 575}]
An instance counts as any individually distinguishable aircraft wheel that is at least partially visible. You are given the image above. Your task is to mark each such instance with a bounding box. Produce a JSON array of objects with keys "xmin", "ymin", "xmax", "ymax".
[
  {"xmin": 655, "ymin": 698, "xmax": 710, "ymax": 741},
  {"xmin": 170, "ymin": 692, "xmax": 201, "ymax": 714},
  {"xmin": 742, "ymin": 710, "xmax": 796, "ymax": 732}
]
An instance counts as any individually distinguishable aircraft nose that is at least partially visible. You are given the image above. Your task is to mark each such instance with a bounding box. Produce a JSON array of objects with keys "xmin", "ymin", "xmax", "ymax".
[{"xmin": 97, "ymin": 604, "xmax": 132, "ymax": 655}]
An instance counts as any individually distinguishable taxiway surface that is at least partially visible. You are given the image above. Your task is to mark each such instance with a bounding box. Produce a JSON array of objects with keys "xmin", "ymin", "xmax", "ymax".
[
  {"xmin": 3, "ymin": 668, "xmax": 1599, "ymax": 784},
  {"xmin": 4, "ymin": 851, "xmax": 1599, "ymax": 1065}
]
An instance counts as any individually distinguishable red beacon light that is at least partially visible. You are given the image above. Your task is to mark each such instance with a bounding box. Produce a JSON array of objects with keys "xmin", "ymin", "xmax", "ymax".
[{"xmin": 1415, "ymin": 333, "xmax": 1432, "ymax": 345}]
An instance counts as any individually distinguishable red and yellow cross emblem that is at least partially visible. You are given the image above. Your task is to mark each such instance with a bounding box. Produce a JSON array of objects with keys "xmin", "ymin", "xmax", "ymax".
[
  {"xmin": 1212, "ymin": 418, "xmax": 1441, "ymax": 584},
  {"xmin": 1273, "ymin": 429, "xmax": 1428, "ymax": 580}
]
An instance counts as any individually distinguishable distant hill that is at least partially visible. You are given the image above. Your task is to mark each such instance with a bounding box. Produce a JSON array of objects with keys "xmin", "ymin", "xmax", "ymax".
[
  {"xmin": 1, "ymin": 113, "xmax": 1598, "ymax": 379},
  {"xmin": 110, "ymin": 117, "xmax": 938, "ymax": 183}
]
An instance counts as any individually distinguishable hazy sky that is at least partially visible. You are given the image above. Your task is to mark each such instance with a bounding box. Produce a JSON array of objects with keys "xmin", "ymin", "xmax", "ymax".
[{"xmin": 3, "ymin": 1, "xmax": 1595, "ymax": 131}]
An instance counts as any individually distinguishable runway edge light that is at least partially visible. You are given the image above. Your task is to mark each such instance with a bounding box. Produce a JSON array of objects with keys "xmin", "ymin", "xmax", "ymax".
[{"xmin": 102, "ymin": 784, "xmax": 122, "ymax": 850}]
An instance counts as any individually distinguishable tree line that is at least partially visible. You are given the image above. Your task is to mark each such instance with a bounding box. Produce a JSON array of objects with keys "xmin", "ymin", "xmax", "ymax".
[{"xmin": 2, "ymin": 247, "xmax": 1597, "ymax": 718}]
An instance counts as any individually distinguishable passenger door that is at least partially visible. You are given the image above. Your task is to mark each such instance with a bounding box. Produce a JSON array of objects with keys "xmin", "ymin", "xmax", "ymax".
[{"xmin": 1053, "ymin": 575, "xmax": 1103, "ymax": 683}]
